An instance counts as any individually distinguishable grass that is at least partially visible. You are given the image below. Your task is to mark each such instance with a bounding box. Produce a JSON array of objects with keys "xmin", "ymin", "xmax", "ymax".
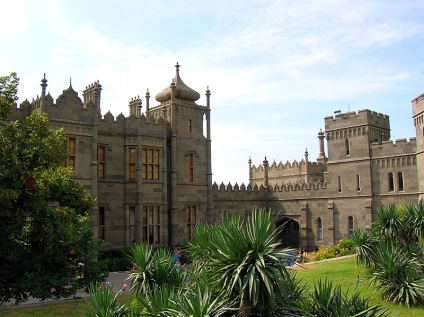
[
  {"xmin": 2, "ymin": 257, "xmax": 424, "ymax": 316},
  {"xmin": 295, "ymin": 256, "xmax": 424, "ymax": 317}
]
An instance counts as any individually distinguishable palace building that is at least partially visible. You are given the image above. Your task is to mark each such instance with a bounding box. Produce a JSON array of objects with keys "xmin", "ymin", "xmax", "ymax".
[{"xmin": 8, "ymin": 64, "xmax": 424, "ymax": 250}]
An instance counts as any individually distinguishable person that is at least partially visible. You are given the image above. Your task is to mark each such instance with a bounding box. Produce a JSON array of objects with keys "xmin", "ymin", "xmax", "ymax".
[
  {"xmin": 117, "ymin": 284, "xmax": 127, "ymax": 295},
  {"xmin": 171, "ymin": 248, "xmax": 178, "ymax": 264},
  {"xmin": 177, "ymin": 248, "xmax": 182, "ymax": 262},
  {"xmin": 130, "ymin": 264, "xmax": 137, "ymax": 287},
  {"xmin": 174, "ymin": 257, "xmax": 181, "ymax": 269}
]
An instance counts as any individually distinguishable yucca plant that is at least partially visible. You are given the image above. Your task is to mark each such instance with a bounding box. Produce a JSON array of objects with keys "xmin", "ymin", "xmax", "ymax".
[
  {"xmin": 168, "ymin": 284, "xmax": 235, "ymax": 317},
  {"xmin": 370, "ymin": 242, "xmax": 424, "ymax": 307},
  {"xmin": 84, "ymin": 283, "xmax": 128, "ymax": 317},
  {"xmin": 125, "ymin": 243, "xmax": 184, "ymax": 295},
  {"xmin": 186, "ymin": 208, "xmax": 294, "ymax": 317},
  {"xmin": 298, "ymin": 278, "xmax": 389, "ymax": 317},
  {"xmin": 350, "ymin": 228, "xmax": 378, "ymax": 267}
]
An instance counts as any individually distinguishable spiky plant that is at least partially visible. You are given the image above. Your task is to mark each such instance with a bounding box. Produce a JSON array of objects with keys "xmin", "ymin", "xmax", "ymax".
[
  {"xmin": 370, "ymin": 242, "xmax": 424, "ymax": 307},
  {"xmin": 84, "ymin": 283, "xmax": 128, "ymax": 317},
  {"xmin": 186, "ymin": 208, "xmax": 295, "ymax": 317},
  {"xmin": 350, "ymin": 228, "xmax": 378, "ymax": 267}
]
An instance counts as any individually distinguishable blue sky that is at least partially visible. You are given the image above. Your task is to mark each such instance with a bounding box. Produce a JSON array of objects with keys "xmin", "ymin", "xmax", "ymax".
[{"xmin": 1, "ymin": 0, "xmax": 424, "ymax": 184}]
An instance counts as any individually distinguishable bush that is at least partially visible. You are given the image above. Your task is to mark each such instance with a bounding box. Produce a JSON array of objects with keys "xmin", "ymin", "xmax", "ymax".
[
  {"xmin": 309, "ymin": 240, "xmax": 355, "ymax": 262},
  {"xmin": 99, "ymin": 248, "xmax": 132, "ymax": 272}
]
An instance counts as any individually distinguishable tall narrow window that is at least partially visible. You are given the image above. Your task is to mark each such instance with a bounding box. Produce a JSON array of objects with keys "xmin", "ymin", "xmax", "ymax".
[
  {"xmin": 99, "ymin": 206, "xmax": 105, "ymax": 240},
  {"xmin": 317, "ymin": 217, "xmax": 323, "ymax": 241},
  {"xmin": 98, "ymin": 145, "xmax": 106, "ymax": 179},
  {"xmin": 142, "ymin": 148, "xmax": 160, "ymax": 180},
  {"xmin": 68, "ymin": 137, "xmax": 76, "ymax": 168},
  {"xmin": 338, "ymin": 176, "xmax": 342, "ymax": 192},
  {"xmin": 398, "ymin": 172, "xmax": 404, "ymax": 191},
  {"xmin": 188, "ymin": 119, "xmax": 192, "ymax": 132},
  {"xmin": 188, "ymin": 153, "xmax": 194, "ymax": 182},
  {"xmin": 186, "ymin": 206, "xmax": 196, "ymax": 240},
  {"xmin": 129, "ymin": 206, "xmax": 136, "ymax": 244},
  {"xmin": 142, "ymin": 206, "xmax": 160, "ymax": 245},
  {"xmin": 348, "ymin": 216, "xmax": 354, "ymax": 237},
  {"xmin": 129, "ymin": 147, "xmax": 136, "ymax": 180},
  {"xmin": 388, "ymin": 172, "xmax": 394, "ymax": 192},
  {"xmin": 356, "ymin": 174, "xmax": 361, "ymax": 191},
  {"xmin": 62, "ymin": 137, "xmax": 76, "ymax": 168},
  {"xmin": 345, "ymin": 138, "xmax": 350, "ymax": 155}
]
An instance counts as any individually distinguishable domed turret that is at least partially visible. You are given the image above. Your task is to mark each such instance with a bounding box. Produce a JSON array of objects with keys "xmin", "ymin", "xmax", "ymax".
[{"xmin": 155, "ymin": 63, "xmax": 200, "ymax": 103}]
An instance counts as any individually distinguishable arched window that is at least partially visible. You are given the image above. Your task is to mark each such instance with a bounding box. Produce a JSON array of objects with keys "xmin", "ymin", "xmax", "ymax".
[
  {"xmin": 398, "ymin": 172, "xmax": 404, "ymax": 191},
  {"xmin": 388, "ymin": 172, "xmax": 394, "ymax": 192},
  {"xmin": 345, "ymin": 139, "xmax": 350, "ymax": 155},
  {"xmin": 348, "ymin": 216, "xmax": 354, "ymax": 237},
  {"xmin": 317, "ymin": 217, "xmax": 323, "ymax": 241}
]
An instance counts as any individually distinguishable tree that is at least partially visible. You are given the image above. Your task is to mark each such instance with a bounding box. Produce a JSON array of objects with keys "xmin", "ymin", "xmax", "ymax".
[{"xmin": 0, "ymin": 73, "xmax": 105, "ymax": 305}]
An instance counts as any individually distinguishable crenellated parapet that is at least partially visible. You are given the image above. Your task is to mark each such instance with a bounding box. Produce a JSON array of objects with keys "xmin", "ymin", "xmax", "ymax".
[
  {"xmin": 370, "ymin": 138, "xmax": 416, "ymax": 158},
  {"xmin": 325, "ymin": 109, "xmax": 391, "ymax": 144}
]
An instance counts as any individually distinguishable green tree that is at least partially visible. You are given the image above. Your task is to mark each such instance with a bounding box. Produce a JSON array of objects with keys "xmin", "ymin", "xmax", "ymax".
[{"xmin": 0, "ymin": 73, "xmax": 105, "ymax": 305}]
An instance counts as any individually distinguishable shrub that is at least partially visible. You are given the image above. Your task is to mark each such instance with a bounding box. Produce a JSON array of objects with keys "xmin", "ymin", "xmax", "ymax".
[{"xmin": 309, "ymin": 240, "xmax": 355, "ymax": 262}]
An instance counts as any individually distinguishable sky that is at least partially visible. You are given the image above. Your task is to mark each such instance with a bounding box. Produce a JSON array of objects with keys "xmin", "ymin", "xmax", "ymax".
[{"xmin": 1, "ymin": 0, "xmax": 424, "ymax": 185}]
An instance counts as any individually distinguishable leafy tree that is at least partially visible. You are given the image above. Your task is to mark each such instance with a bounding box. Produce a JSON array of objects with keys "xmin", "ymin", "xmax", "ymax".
[{"xmin": 0, "ymin": 73, "xmax": 105, "ymax": 305}]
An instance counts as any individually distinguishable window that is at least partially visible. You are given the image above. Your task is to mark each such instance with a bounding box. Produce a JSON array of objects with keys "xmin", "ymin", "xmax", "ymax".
[
  {"xmin": 348, "ymin": 216, "xmax": 354, "ymax": 237},
  {"xmin": 317, "ymin": 217, "xmax": 323, "ymax": 241},
  {"xmin": 99, "ymin": 206, "xmax": 105, "ymax": 240},
  {"xmin": 388, "ymin": 172, "xmax": 394, "ymax": 192},
  {"xmin": 142, "ymin": 206, "xmax": 160, "ymax": 245},
  {"xmin": 345, "ymin": 138, "xmax": 350, "ymax": 155},
  {"xmin": 338, "ymin": 176, "xmax": 342, "ymax": 192},
  {"xmin": 186, "ymin": 206, "xmax": 196, "ymax": 240},
  {"xmin": 129, "ymin": 147, "xmax": 136, "ymax": 180},
  {"xmin": 398, "ymin": 172, "xmax": 404, "ymax": 191},
  {"xmin": 142, "ymin": 148, "xmax": 160, "ymax": 180},
  {"xmin": 63, "ymin": 137, "xmax": 76, "ymax": 168},
  {"xmin": 188, "ymin": 119, "xmax": 192, "ymax": 132},
  {"xmin": 129, "ymin": 206, "xmax": 136, "ymax": 244},
  {"xmin": 98, "ymin": 145, "xmax": 106, "ymax": 179},
  {"xmin": 188, "ymin": 153, "xmax": 194, "ymax": 182},
  {"xmin": 356, "ymin": 174, "xmax": 361, "ymax": 191}
]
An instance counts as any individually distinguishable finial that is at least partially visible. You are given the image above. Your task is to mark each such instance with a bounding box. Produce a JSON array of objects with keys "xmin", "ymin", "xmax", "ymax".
[
  {"xmin": 175, "ymin": 62, "xmax": 180, "ymax": 72},
  {"xmin": 70, "ymin": 76, "xmax": 72, "ymax": 86}
]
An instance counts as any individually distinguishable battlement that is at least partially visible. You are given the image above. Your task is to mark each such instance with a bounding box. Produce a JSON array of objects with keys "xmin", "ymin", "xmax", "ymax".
[
  {"xmin": 370, "ymin": 137, "xmax": 417, "ymax": 158},
  {"xmin": 325, "ymin": 109, "xmax": 390, "ymax": 131},
  {"xmin": 212, "ymin": 180, "xmax": 328, "ymax": 193}
]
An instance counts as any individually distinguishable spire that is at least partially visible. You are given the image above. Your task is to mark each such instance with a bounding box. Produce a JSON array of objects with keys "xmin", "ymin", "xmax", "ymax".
[{"xmin": 41, "ymin": 73, "xmax": 48, "ymax": 97}]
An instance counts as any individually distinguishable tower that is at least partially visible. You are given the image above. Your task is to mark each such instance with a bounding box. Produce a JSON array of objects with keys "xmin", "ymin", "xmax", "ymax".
[{"xmin": 412, "ymin": 94, "xmax": 424, "ymax": 200}]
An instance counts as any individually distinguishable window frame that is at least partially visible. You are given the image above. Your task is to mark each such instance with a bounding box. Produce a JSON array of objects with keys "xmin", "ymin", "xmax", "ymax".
[
  {"xmin": 98, "ymin": 145, "xmax": 106, "ymax": 179},
  {"xmin": 129, "ymin": 147, "xmax": 136, "ymax": 180},
  {"xmin": 142, "ymin": 148, "xmax": 160, "ymax": 180},
  {"xmin": 186, "ymin": 205, "xmax": 197, "ymax": 240},
  {"xmin": 317, "ymin": 217, "xmax": 323, "ymax": 241},
  {"xmin": 141, "ymin": 205, "xmax": 160, "ymax": 245}
]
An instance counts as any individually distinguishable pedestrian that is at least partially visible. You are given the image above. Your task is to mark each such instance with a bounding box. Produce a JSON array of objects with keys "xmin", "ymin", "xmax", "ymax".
[
  {"xmin": 171, "ymin": 248, "xmax": 178, "ymax": 264},
  {"xmin": 117, "ymin": 284, "xmax": 127, "ymax": 295}
]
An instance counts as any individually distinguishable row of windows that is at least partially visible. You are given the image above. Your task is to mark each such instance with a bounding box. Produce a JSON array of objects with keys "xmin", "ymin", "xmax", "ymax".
[
  {"xmin": 63, "ymin": 138, "xmax": 196, "ymax": 182},
  {"xmin": 98, "ymin": 205, "xmax": 197, "ymax": 244},
  {"xmin": 317, "ymin": 216, "xmax": 354, "ymax": 241},
  {"xmin": 336, "ymin": 173, "xmax": 404, "ymax": 193}
]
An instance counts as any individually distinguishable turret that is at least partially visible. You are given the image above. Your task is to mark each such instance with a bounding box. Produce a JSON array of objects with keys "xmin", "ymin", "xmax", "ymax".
[
  {"xmin": 83, "ymin": 80, "xmax": 102, "ymax": 112},
  {"xmin": 129, "ymin": 96, "xmax": 142, "ymax": 118}
]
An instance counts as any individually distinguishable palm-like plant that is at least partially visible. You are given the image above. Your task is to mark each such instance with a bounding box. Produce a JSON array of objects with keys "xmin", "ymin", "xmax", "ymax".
[
  {"xmin": 125, "ymin": 243, "xmax": 184, "ymax": 295},
  {"xmin": 186, "ymin": 208, "xmax": 294, "ymax": 317},
  {"xmin": 84, "ymin": 283, "xmax": 128, "ymax": 317},
  {"xmin": 370, "ymin": 242, "xmax": 424, "ymax": 307},
  {"xmin": 350, "ymin": 228, "xmax": 378, "ymax": 267},
  {"xmin": 298, "ymin": 278, "xmax": 389, "ymax": 317}
]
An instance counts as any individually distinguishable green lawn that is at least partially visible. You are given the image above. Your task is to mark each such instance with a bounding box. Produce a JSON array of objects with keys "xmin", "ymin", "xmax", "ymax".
[
  {"xmin": 2, "ymin": 257, "xmax": 423, "ymax": 316},
  {"xmin": 295, "ymin": 256, "xmax": 424, "ymax": 317}
]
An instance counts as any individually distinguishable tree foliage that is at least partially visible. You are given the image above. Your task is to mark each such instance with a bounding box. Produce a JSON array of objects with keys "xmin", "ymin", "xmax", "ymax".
[{"xmin": 0, "ymin": 73, "xmax": 105, "ymax": 305}]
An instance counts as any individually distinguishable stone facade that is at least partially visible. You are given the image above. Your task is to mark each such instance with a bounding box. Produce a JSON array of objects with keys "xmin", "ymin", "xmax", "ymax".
[{"xmin": 8, "ymin": 66, "xmax": 424, "ymax": 251}]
